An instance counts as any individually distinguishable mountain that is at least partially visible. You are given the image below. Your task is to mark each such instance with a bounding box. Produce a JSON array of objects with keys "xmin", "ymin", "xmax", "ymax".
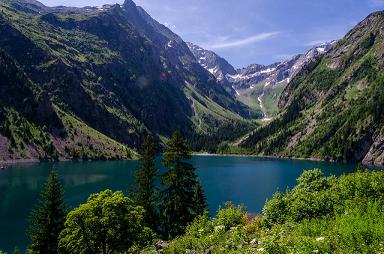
[
  {"xmin": 188, "ymin": 41, "xmax": 336, "ymax": 119},
  {"xmin": 238, "ymin": 11, "xmax": 384, "ymax": 165},
  {"xmin": 0, "ymin": 0, "xmax": 255, "ymax": 161},
  {"xmin": 187, "ymin": 42, "xmax": 237, "ymax": 93}
]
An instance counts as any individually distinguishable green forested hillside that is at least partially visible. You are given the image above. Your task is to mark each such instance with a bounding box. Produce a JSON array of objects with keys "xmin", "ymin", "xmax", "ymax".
[
  {"xmin": 0, "ymin": 0, "xmax": 254, "ymax": 160},
  {"xmin": 239, "ymin": 11, "xmax": 384, "ymax": 165},
  {"xmin": 0, "ymin": 50, "xmax": 136, "ymax": 160}
]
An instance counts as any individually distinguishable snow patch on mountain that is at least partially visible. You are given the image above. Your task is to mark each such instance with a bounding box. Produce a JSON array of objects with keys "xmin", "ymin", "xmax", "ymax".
[{"xmin": 188, "ymin": 40, "xmax": 337, "ymax": 119}]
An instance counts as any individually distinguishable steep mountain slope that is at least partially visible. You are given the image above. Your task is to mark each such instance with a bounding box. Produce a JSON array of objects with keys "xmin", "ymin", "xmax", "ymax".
[
  {"xmin": 0, "ymin": 50, "xmax": 135, "ymax": 161},
  {"xmin": 188, "ymin": 42, "xmax": 336, "ymax": 119},
  {"xmin": 187, "ymin": 43, "xmax": 237, "ymax": 92},
  {"xmin": 0, "ymin": 0, "xmax": 254, "ymax": 160},
  {"xmin": 240, "ymin": 11, "xmax": 384, "ymax": 165}
]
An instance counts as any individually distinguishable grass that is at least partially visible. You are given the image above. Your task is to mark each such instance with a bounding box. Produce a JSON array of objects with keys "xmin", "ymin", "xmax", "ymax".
[
  {"xmin": 184, "ymin": 84, "xmax": 247, "ymax": 134},
  {"xmin": 262, "ymin": 84, "xmax": 286, "ymax": 117},
  {"xmin": 235, "ymin": 84, "xmax": 263, "ymax": 112},
  {"xmin": 55, "ymin": 106, "xmax": 138, "ymax": 160}
]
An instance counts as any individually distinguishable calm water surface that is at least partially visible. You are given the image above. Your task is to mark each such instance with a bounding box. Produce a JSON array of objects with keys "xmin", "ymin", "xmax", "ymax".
[{"xmin": 0, "ymin": 156, "xmax": 357, "ymax": 252}]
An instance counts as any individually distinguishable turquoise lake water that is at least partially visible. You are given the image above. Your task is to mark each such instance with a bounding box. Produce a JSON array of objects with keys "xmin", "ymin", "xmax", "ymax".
[{"xmin": 0, "ymin": 156, "xmax": 357, "ymax": 252}]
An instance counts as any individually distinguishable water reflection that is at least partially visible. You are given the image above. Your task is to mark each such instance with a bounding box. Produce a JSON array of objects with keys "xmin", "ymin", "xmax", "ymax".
[{"xmin": 0, "ymin": 156, "xmax": 358, "ymax": 252}]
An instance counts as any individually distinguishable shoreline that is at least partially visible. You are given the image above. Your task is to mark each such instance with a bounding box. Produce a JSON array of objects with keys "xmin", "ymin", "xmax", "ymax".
[
  {"xmin": 0, "ymin": 153, "xmax": 379, "ymax": 167},
  {"xmin": 193, "ymin": 152, "xmax": 330, "ymax": 163},
  {"xmin": 193, "ymin": 153, "xmax": 384, "ymax": 168},
  {"xmin": 0, "ymin": 157, "xmax": 133, "ymax": 168},
  {"xmin": 0, "ymin": 158, "xmax": 40, "ymax": 166}
]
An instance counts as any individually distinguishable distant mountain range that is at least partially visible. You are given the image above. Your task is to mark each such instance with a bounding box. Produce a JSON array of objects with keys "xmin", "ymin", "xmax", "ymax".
[{"xmin": 188, "ymin": 41, "xmax": 336, "ymax": 119}]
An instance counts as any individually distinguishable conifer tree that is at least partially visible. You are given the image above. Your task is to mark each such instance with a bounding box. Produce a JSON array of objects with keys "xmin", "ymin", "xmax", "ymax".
[
  {"xmin": 160, "ymin": 131, "xmax": 207, "ymax": 239},
  {"xmin": 131, "ymin": 135, "xmax": 159, "ymax": 230},
  {"xmin": 194, "ymin": 180, "xmax": 208, "ymax": 216},
  {"xmin": 28, "ymin": 168, "xmax": 67, "ymax": 254}
]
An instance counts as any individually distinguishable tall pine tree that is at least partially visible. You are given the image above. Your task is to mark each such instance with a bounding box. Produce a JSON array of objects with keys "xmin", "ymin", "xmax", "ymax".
[
  {"xmin": 160, "ymin": 132, "xmax": 207, "ymax": 239},
  {"xmin": 28, "ymin": 168, "xmax": 67, "ymax": 254},
  {"xmin": 131, "ymin": 135, "xmax": 159, "ymax": 231},
  {"xmin": 194, "ymin": 180, "xmax": 208, "ymax": 216}
]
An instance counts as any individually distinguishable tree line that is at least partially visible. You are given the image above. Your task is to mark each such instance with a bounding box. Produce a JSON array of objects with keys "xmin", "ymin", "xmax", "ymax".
[{"xmin": 23, "ymin": 131, "xmax": 207, "ymax": 254}]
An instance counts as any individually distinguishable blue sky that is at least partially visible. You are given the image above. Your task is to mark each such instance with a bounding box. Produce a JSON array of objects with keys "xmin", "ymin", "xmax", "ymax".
[{"xmin": 40, "ymin": 0, "xmax": 384, "ymax": 68}]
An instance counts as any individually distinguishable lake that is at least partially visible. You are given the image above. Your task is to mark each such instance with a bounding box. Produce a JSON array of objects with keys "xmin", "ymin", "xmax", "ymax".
[{"xmin": 0, "ymin": 156, "xmax": 357, "ymax": 252}]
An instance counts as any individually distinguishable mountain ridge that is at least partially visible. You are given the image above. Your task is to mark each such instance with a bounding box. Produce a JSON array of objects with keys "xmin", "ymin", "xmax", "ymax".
[
  {"xmin": 0, "ymin": 0, "xmax": 255, "ymax": 161},
  {"xmin": 1, "ymin": 0, "xmax": 383, "ymax": 165},
  {"xmin": 236, "ymin": 11, "xmax": 384, "ymax": 165},
  {"xmin": 188, "ymin": 40, "xmax": 336, "ymax": 119}
]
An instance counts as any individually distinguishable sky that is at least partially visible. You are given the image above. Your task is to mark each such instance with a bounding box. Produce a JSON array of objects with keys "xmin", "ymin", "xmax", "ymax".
[{"xmin": 39, "ymin": 0, "xmax": 384, "ymax": 68}]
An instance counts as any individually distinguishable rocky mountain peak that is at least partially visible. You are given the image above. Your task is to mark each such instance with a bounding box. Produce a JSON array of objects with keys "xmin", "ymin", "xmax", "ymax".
[
  {"xmin": 187, "ymin": 42, "xmax": 236, "ymax": 82},
  {"xmin": 189, "ymin": 40, "xmax": 336, "ymax": 118},
  {"xmin": 122, "ymin": 0, "xmax": 137, "ymax": 11}
]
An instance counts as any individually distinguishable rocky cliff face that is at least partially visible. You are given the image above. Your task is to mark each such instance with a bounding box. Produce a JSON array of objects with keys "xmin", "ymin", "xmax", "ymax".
[
  {"xmin": 187, "ymin": 42, "xmax": 237, "ymax": 89},
  {"xmin": 363, "ymin": 127, "xmax": 384, "ymax": 165}
]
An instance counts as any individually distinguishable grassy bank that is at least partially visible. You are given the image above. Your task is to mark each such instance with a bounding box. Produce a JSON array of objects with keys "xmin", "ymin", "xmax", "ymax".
[{"xmin": 142, "ymin": 168, "xmax": 384, "ymax": 254}]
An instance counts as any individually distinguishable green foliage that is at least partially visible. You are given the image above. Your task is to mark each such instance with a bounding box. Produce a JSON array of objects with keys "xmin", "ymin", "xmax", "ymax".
[
  {"xmin": 263, "ymin": 169, "xmax": 384, "ymax": 226},
  {"xmin": 56, "ymin": 107, "xmax": 138, "ymax": 160},
  {"xmin": 239, "ymin": 16, "xmax": 384, "ymax": 164},
  {"xmin": 188, "ymin": 121, "xmax": 255, "ymax": 153},
  {"xmin": 262, "ymin": 170, "xmax": 325, "ymax": 224},
  {"xmin": 28, "ymin": 168, "xmax": 67, "ymax": 254},
  {"xmin": 262, "ymin": 84, "xmax": 286, "ymax": 117},
  {"xmin": 262, "ymin": 191, "xmax": 287, "ymax": 225},
  {"xmin": 131, "ymin": 135, "xmax": 159, "ymax": 231},
  {"xmin": 261, "ymin": 199, "xmax": 384, "ymax": 254},
  {"xmin": 215, "ymin": 202, "xmax": 247, "ymax": 230},
  {"xmin": 193, "ymin": 181, "xmax": 208, "ymax": 216},
  {"xmin": 0, "ymin": 249, "xmax": 21, "ymax": 254},
  {"xmin": 142, "ymin": 204, "xmax": 253, "ymax": 254},
  {"xmin": 160, "ymin": 132, "xmax": 207, "ymax": 239},
  {"xmin": 58, "ymin": 190, "xmax": 155, "ymax": 254},
  {"xmin": 142, "ymin": 169, "xmax": 384, "ymax": 254}
]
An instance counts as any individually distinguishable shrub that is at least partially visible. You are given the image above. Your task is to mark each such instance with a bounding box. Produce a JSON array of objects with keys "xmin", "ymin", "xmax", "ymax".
[{"xmin": 59, "ymin": 190, "xmax": 155, "ymax": 254}]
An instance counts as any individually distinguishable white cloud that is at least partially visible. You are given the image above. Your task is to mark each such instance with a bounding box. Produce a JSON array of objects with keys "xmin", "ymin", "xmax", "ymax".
[
  {"xmin": 204, "ymin": 32, "xmax": 280, "ymax": 50},
  {"xmin": 369, "ymin": 0, "xmax": 384, "ymax": 7},
  {"xmin": 304, "ymin": 39, "xmax": 333, "ymax": 47},
  {"xmin": 274, "ymin": 54, "xmax": 295, "ymax": 61}
]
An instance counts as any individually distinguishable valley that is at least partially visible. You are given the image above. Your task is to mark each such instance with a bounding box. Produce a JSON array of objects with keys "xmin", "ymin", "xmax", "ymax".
[
  {"xmin": 0, "ymin": 0, "xmax": 383, "ymax": 166},
  {"xmin": 1, "ymin": 1, "xmax": 384, "ymax": 253}
]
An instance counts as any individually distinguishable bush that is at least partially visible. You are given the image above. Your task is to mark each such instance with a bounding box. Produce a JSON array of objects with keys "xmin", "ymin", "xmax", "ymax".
[
  {"xmin": 214, "ymin": 202, "xmax": 248, "ymax": 230},
  {"xmin": 59, "ymin": 190, "xmax": 155, "ymax": 254},
  {"xmin": 142, "ymin": 169, "xmax": 384, "ymax": 254}
]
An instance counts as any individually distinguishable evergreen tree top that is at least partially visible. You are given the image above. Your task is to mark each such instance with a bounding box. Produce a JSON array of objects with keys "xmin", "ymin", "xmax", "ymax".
[
  {"xmin": 140, "ymin": 135, "xmax": 156, "ymax": 158},
  {"xmin": 163, "ymin": 132, "xmax": 191, "ymax": 166},
  {"xmin": 28, "ymin": 167, "xmax": 67, "ymax": 254}
]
